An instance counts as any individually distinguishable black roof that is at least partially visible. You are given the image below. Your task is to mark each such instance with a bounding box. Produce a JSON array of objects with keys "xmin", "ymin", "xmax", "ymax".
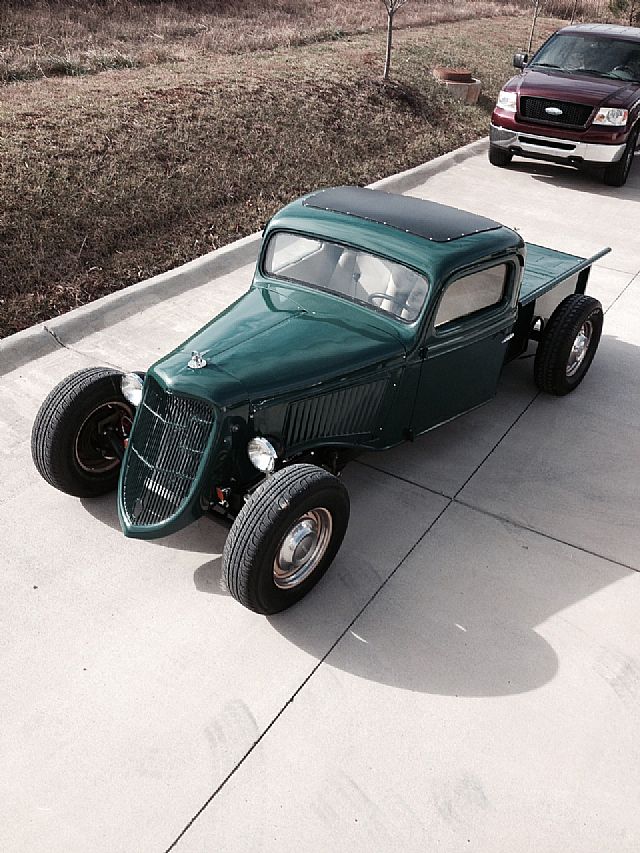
[
  {"xmin": 560, "ymin": 23, "xmax": 640, "ymax": 40},
  {"xmin": 303, "ymin": 186, "xmax": 503, "ymax": 243}
]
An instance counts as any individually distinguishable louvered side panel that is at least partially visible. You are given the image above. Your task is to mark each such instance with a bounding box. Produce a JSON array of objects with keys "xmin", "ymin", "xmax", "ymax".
[{"xmin": 285, "ymin": 380, "xmax": 388, "ymax": 447}]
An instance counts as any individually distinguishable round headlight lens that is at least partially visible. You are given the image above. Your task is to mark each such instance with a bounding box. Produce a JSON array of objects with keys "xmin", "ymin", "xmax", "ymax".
[
  {"xmin": 121, "ymin": 372, "xmax": 144, "ymax": 407},
  {"xmin": 247, "ymin": 437, "xmax": 277, "ymax": 473}
]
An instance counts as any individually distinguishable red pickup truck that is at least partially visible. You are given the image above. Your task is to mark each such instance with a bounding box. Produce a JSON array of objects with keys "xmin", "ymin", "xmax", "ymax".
[{"xmin": 490, "ymin": 23, "xmax": 640, "ymax": 186}]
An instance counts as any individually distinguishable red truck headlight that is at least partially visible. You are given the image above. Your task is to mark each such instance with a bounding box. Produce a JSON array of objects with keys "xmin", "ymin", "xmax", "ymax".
[
  {"xmin": 496, "ymin": 90, "xmax": 517, "ymax": 112},
  {"xmin": 593, "ymin": 107, "xmax": 629, "ymax": 127}
]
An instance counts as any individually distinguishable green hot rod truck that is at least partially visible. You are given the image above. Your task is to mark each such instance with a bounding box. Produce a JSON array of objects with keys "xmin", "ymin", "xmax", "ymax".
[{"xmin": 31, "ymin": 187, "xmax": 609, "ymax": 614}]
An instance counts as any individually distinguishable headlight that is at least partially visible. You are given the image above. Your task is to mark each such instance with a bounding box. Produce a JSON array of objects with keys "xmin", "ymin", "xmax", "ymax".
[
  {"xmin": 121, "ymin": 372, "xmax": 144, "ymax": 407},
  {"xmin": 593, "ymin": 107, "xmax": 628, "ymax": 127},
  {"xmin": 496, "ymin": 90, "xmax": 517, "ymax": 112},
  {"xmin": 247, "ymin": 437, "xmax": 277, "ymax": 473}
]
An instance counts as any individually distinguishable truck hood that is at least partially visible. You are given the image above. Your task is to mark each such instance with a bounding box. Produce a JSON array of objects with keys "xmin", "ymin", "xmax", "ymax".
[
  {"xmin": 151, "ymin": 284, "xmax": 407, "ymax": 406},
  {"xmin": 508, "ymin": 68, "xmax": 639, "ymax": 108}
]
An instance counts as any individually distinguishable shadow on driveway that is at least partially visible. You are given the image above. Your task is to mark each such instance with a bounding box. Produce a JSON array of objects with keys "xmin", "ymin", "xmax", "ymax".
[{"xmin": 502, "ymin": 156, "xmax": 640, "ymax": 197}]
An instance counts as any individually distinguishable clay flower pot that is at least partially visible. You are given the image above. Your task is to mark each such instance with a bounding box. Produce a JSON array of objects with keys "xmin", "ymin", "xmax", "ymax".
[{"xmin": 432, "ymin": 66, "xmax": 482, "ymax": 105}]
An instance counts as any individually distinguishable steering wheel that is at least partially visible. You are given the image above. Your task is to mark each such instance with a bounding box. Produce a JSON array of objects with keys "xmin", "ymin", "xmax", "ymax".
[
  {"xmin": 612, "ymin": 65, "xmax": 633, "ymax": 77},
  {"xmin": 368, "ymin": 292, "xmax": 407, "ymax": 310}
]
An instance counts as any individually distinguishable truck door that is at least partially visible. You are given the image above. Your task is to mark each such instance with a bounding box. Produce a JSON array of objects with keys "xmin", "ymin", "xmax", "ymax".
[{"xmin": 411, "ymin": 261, "xmax": 518, "ymax": 434}]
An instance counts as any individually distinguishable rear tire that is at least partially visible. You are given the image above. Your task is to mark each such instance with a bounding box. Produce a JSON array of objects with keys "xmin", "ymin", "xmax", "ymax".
[
  {"xmin": 31, "ymin": 367, "xmax": 133, "ymax": 497},
  {"xmin": 223, "ymin": 464, "xmax": 350, "ymax": 614},
  {"xmin": 489, "ymin": 145, "xmax": 513, "ymax": 168},
  {"xmin": 534, "ymin": 295, "xmax": 603, "ymax": 396}
]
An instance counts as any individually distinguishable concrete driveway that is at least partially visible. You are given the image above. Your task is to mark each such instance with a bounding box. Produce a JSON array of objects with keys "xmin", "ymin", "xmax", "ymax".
[{"xmin": 2, "ymin": 144, "xmax": 639, "ymax": 853}]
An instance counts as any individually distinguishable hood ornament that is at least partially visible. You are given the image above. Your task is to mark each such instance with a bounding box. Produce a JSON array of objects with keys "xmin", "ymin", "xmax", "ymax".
[{"xmin": 188, "ymin": 351, "xmax": 207, "ymax": 370}]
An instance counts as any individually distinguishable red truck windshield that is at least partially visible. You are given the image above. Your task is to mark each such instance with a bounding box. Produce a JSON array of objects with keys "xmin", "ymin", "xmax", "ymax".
[{"xmin": 531, "ymin": 34, "xmax": 640, "ymax": 82}]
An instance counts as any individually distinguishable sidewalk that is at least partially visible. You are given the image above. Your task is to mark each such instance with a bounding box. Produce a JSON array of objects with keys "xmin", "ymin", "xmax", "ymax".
[{"xmin": 1, "ymin": 142, "xmax": 639, "ymax": 853}]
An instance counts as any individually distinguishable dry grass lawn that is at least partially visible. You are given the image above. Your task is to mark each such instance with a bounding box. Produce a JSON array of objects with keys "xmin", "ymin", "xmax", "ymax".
[{"xmin": 0, "ymin": 9, "xmax": 565, "ymax": 337}]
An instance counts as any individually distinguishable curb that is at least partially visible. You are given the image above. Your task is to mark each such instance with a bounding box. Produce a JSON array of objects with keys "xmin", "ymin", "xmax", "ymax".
[
  {"xmin": 1, "ymin": 137, "xmax": 488, "ymax": 376},
  {"xmin": 371, "ymin": 137, "xmax": 487, "ymax": 193},
  {"xmin": 0, "ymin": 231, "xmax": 262, "ymax": 376}
]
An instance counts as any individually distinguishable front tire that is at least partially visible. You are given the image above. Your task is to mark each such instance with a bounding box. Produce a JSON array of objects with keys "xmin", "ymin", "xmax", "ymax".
[
  {"xmin": 603, "ymin": 125, "xmax": 638, "ymax": 187},
  {"xmin": 223, "ymin": 464, "xmax": 350, "ymax": 614},
  {"xmin": 31, "ymin": 367, "xmax": 133, "ymax": 497},
  {"xmin": 534, "ymin": 294, "xmax": 603, "ymax": 396},
  {"xmin": 489, "ymin": 145, "xmax": 513, "ymax": 168}
]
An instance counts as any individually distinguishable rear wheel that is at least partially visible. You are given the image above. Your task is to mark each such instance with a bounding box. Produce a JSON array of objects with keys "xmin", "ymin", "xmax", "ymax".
[
  {"xmin": 603, "ymin": 125, "xmax": 638, "ymax": 187},
  {"xmin": 489, "ymin": 145, "xmax": 513, "ymax": 168},
  {"xmin": 534, "ymin": 295, "xmax": 603, "ymax": 396},
  {"xmin": 31, "ymin": 367, "xmax": 133, "ymax": 497},
  {"xmin": 223, "ymin": 464, "xmax": 350, "ymax": 614}
]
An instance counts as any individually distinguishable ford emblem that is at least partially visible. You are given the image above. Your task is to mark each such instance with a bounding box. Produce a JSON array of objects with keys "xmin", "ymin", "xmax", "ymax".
[
  {"xmin": 188, "ymin": 351, "xmax": 207, "ymax": 369},
  {"xmin": 545, "ymin": 106, "xmax": 563, "ymax": 116}
]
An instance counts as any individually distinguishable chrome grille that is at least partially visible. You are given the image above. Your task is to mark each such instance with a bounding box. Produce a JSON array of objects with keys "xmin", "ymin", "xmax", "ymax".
[
  {"xmin": 121, "ymin": 379, "xmax": 215, "ymax": 527},
  {"xmin": 285, "ymin": 380, "xmax": 387, "ymax": 447},
  {"xmin": 520, "ymin": 97, "xmax": 593, "ymax": 128}
]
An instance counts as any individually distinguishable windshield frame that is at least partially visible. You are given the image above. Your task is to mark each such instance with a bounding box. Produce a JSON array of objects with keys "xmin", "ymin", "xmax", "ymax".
[
  {"xmin": 260, "ymin": 229, "xmax": 431, "ymax": 326},
  {"xmin": 529, "ymin": 32, "xmax": 640, "ymax": 82}
]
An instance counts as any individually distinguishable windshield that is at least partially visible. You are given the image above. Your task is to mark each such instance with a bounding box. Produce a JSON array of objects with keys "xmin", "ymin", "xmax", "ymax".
[
  {"xmin": 263, "ymin": 232, "xmax": 429, "ymax": 322},
  {"xmin": 530, "ymin": 34, "xmax": 640, "ymax": 81}
]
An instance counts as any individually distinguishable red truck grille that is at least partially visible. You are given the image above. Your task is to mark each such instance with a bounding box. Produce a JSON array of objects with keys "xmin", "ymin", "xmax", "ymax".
[{"xmin": 519, "ymin": 97, "xmax": 593, "ymax": 128}]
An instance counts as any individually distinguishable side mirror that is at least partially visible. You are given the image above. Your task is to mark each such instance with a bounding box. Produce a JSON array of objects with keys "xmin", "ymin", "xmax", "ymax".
[{"xmin": 513, "ymin": 52, "xmax": 528, "ymax": 69}]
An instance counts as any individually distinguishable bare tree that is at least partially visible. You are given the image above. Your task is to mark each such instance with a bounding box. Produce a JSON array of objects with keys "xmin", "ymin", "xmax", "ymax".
[
  {"xmin": 527, "ymin": 0, "xmax": 543, "ymax": 55},
  {"xmin": 381, "ymin": 0, "xmax": 409, "ymax": 81},
  {"xmin": 609, "ymin": 0, "xmax": 640, "ymax": 25},
  {"xmin": 570, "ymin": 0, "xmax": 579, "ymax": 23}
]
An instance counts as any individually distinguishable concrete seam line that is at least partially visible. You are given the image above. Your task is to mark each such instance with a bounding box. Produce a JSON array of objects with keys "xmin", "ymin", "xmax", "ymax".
[
  {"xmin": 1, "ymin": 139, "xmax": 489, "ymax": 371},
  {"xmin": 165, "ymin": 498, "xmax": 453, "ymax": 852}
]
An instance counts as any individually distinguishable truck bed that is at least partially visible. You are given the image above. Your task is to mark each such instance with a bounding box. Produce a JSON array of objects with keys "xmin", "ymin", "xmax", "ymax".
[{"xmin": 520, "ymin": 243, "xmax": 610, "ymax": 306}]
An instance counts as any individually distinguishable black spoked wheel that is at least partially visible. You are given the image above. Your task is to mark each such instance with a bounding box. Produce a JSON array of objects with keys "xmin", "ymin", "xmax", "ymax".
[
  {"xmin": 223, "ymin": 464, "xmax": 350, "ymax": 614},
  {"xmin": 31, "ymin": 367, "xmax": 133, "ymax": 497},
  {"xmin": 534, "ymin": 294, "xmax": 603, "ymax": 396},
  {"xmin": 603, "ymin": 125, "xmax": 639, "ymax": 187},
  {"xmin": 489, "ymin": 145, "xmax": 513, "ymax": 168}
]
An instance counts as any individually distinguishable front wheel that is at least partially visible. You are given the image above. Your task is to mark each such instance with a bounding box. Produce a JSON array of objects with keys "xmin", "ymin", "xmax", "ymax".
[
  {"xmin": 603, "ymin": 126, "xmax": 638, "ymax": 187},
  {"xmin": 223, "ymin": 464, "xmax": 350, "ymax": 614},
  {"xmin": 489, "ymin": 145, "xmax": 513, "ymax": 168},
  {"xmin": 534, "ymin": 294, "xmax": 603, "ymax": 396},
  {"xmin": 31, "ymin": 367, "xmax": 133, "ymax": 497}
]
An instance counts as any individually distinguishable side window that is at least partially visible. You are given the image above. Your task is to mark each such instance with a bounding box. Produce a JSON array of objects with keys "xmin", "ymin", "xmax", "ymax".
[{"xmin": 435, "ymin": 264, "xmax": 509, "ymax": 329}]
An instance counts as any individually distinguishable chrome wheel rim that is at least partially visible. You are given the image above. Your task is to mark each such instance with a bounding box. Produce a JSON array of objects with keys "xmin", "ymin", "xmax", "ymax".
[
  {"xmin": 274, "ymin": 508, "xmax": 333, "ymax": 589},
  {"xmin": 75, "ymin": 402, "xmax": 133, "ymax": 474},
  {"xmin": 566, "ymin": 320, "xmax": 593, "ymax": 377}
]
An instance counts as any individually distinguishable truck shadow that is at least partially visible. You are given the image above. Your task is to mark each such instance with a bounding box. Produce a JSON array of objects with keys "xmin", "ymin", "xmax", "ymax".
[
  {"xmin": 80, "ymin": 494, "xmax": 229, "ymax": 554},
  {"xmin": 265, "ymin": 331, "xmax": 638, "ymax": 698},
  {"xmin": 505, "ymin": 158, "xmax": 640, "ymax": 196}
]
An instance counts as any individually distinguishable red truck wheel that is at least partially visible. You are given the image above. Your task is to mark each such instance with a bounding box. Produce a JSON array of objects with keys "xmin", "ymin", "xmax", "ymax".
[
  {"xmin": 489, "ymin": 145, "xmax": 513, "ymax": 168},
  {"xmin": 603, "ymin": 126, "xmax": 639, "ymax": 187}
]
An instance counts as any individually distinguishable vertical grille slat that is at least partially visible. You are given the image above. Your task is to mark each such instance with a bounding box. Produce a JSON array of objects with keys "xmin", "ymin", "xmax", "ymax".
[
  {"xmin": 284, "ymin": 380, "xmax": 388, "ymax": 448},
  {"xmin": 121, "ymin": 379, "xmax": 215, "ymax": 528}
]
